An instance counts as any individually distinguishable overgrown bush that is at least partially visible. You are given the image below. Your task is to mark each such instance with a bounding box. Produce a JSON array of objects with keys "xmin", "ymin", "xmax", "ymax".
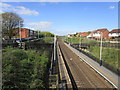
[{"xmin": 2, "ymin": 47, "xmax": 50, "ymax": 89}]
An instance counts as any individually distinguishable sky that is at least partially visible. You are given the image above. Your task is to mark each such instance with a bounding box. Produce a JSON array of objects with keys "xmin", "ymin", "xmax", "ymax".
[{"xmin": 0, "ymin": 2, "xmax": 118, "ymax": 36}]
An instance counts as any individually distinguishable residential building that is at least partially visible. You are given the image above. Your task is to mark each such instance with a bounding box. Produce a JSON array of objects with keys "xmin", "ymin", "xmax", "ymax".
[
  {"xmin": 67, "ymin": 34, "xmax": 75, "ymax": 37},
  {"xmin": 87, "ymin": 28, "xmax": 109, "ymax": 39},
  {"xmin": 21, "ymin": 28, "xmax": 30, "ymax": 38},
  {"xmin": 79, "ymin": 32, "xmax": 89, "ymax": 37},
  {"xmin": 13, "ymin": 28, "xmax": 37, "ymax": 39},
  {"xmin": 109, "ymin": 29, "xmax": 120, "ymax": 39},
  {"xmin": 87, "ymin": 31, "xmax": 95, "ymax": 38}
]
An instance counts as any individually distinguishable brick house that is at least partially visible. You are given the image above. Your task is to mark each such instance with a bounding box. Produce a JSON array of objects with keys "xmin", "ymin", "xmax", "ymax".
[
  {"xmin": 87, "ymin": 28, "xmax": 109, "ymax": 39},
  {"xmin": 13, "ymin": 28, "xmax": 37, "ymax": 39},
  {"xmin": 109, "ymin": 29, "xmax": 120, "ymax": 39},
  {"xmin": 79, "ymin": 32, "xmax": 89, "ymax": 37},
  {"xmin": 21, "ymin": 28, "xmax": 30, "ymax": 38},
  {"xmin": 87, "ymin": 31, "xmax": 95, "ymax": 38}
]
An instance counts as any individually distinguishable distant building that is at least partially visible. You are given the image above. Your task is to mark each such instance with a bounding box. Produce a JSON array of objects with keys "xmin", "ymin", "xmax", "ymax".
[
  {"xmin": 13, "ymin": 28, "xmax": 37, "ymax": 39},
  {"xmin": 67, "ymin": 34, "xmax": 71, "ymax": 37},
  {"xmin": 87, "ymin": 28, "xmax": 109, "ymax": 39},
  {"xmin": 67, "ymin": 34, "xmax": 75, "ymax": 37},
  {"xmin": 21, "ymin": 28, "xmax": 30, "ymax": 38},
  {"xmin": 87, "ymin": 31, "xmax": 94, "ymax": 38},
  {"xmin": 109, "ymin": 29, "xmax": 120, "ymax": 39},
  {"xmin": 79, "ymin": 32, "xmax": 89, "ymax": 37}
]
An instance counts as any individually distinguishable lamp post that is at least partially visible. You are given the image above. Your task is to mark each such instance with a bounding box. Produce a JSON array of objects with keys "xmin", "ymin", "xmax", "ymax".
[
  {"xmin": 99, "ymin": 32, "xmax": 103, "ymax": 66},
  {"xmin": 79, "ymin": 34, "xmax": 81, "ymax": 49},
  {"xmin": 19, "ymin": 20, "xmax": 23, "ymax": 42},
  {"xmin": 54, "ymin": 34, "xmax": 56, "ymax": 63}
]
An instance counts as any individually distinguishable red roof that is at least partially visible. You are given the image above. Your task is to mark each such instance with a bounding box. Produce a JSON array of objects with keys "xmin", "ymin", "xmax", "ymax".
[
  {"xmin": 79, "ymin": 32, "xmax": 89, "ymax": 37},
  {"xmin": 109, "ymin": 29, "xmax": 120, "ymax": 33},
  {"xmin": 92, "ymin": 29, "xmax": 108, "ymax": 33}
]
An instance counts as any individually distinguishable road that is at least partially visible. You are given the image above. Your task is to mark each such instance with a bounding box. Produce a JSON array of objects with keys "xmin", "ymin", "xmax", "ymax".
[{"xmin": 58, "ymin": 39, "xmax": 115, "ymax": 89}]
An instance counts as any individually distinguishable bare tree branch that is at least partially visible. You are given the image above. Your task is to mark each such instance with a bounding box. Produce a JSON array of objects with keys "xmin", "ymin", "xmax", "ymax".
[{"xmin": 1, "ymin": 12, "xmax": 23, "ymax": 39}]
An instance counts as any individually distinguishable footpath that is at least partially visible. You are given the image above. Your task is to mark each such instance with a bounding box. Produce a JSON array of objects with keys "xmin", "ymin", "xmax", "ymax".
[{"xmin": 65, "ymin": 43, "xmax": 120, "ymax": 89}]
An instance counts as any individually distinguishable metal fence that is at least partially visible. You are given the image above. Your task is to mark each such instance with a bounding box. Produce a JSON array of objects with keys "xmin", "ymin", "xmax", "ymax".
[
  {"xmin": 65, "ymin": 41, "xmax": 120, "ymax": 49},
  {"xmin": 69, "ymin": 43, "xmax": 120, "ymax": 76}
]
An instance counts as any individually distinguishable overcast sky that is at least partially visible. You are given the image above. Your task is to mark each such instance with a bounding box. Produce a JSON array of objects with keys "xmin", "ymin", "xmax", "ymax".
[{"xmin": 0, "ymin": 2, "xmax": 118, "ymax": 35}]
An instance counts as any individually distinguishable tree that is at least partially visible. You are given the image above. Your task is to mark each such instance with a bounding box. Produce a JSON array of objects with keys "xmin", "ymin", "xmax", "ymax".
[
  {"xmin": 35, "ymin": 31, "xmax": 54, "ymax": 38},
  {"xmin": 1, "ymin": 12, "xmax": 23, "ymax": 39}
]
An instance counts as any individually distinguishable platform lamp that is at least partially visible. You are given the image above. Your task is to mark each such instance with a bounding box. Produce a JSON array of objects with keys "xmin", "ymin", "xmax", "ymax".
[
  {"xmin": 79, "ymin": 34, "xmax": 82, "ymax": 49},
  {"xmin": 99, "ymin": 31, "xmax": 103, "ymax": 66}
]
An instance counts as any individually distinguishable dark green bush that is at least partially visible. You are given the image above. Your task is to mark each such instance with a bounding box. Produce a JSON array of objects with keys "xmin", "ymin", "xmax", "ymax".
[{"xmin": 2, "ymin": 47, "xmax": 50, "ymax": 89}]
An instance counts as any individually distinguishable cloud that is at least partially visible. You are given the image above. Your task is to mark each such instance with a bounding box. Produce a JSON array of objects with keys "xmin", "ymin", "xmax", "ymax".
[
  {"xmin": 26, "ymin": 22, "xmax": 53, "ymax": 31},
  {"xmin": 0, "ymin": 2, "xmax": 11, "ymax": 7},
  {"xmin": 14, "ymin": 6, "xmax": 39, "ymax": 16},
  {"xmin": 109, "ymin": 6, "xmax": 115, "ymax": 9},
  {"xmin": 0, "ymin": 3, "xmax": 40, "ymax": 16}
]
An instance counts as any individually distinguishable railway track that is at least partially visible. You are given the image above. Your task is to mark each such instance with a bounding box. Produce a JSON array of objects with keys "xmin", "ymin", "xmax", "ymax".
[{"xmin": 58, "ymin": 39, "xmax": 116, "ymax": 89}]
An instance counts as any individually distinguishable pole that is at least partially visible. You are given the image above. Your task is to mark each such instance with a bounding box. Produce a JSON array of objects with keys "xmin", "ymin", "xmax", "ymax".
[
  {"xmin": 54, "ymin": 34, "xmax": 56, "ymax": 63},
  {"xmin": 19, "ymin": 21, "xmax": 21, "ymax": 42},
  {"xmin": 100, "ymin": 32, "xmax": 103, "ymax": 66},
  {"xmin": 80, "ymin": 35, "xmax": 81, "ymax": 49},
  {"xmin": 78, "ymin": 37, "xmax": 80, "ymax": 49}
]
